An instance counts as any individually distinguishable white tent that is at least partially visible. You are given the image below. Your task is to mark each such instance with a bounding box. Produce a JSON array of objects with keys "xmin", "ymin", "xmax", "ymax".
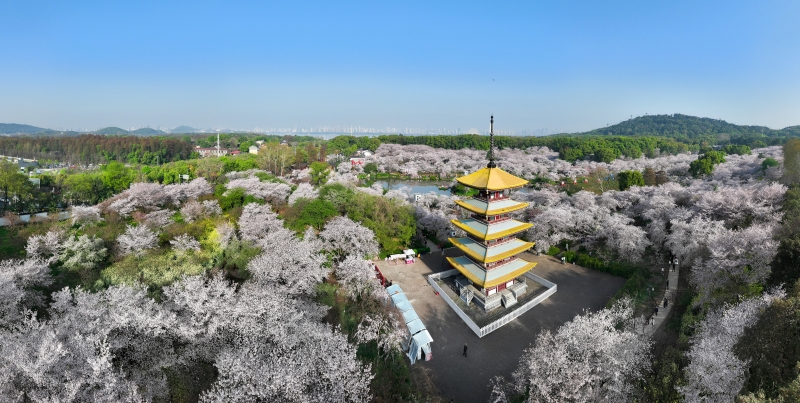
[
  {"xmin": 401, "ymin": 309, "xmax": 420, "ymax": 324},
  {"xmin": 407, "ymin": 330, "xmax": 434, "ymax": 364}
]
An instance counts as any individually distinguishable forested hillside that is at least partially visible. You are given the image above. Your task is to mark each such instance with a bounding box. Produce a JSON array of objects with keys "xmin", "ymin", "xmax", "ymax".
[
  {"xmin": 0, "ymin": 135, "xmax": 194, "ymax": 164},
  {"xmin": 0, "ymin": 123, "xmax": 49, "ymax": 135},
  {"xmin": 585, "ymin": 114, "xmax": 800, "ymax": 147},
  {"xmin": 94, "ymin": 127, "xmax": 130, "ymax": 135}
]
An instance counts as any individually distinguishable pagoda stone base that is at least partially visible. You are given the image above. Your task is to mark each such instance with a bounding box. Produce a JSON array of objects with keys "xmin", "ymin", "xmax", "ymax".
[
  {"xmin": 455, "ymin": 275, "xmax": 528, "ymax": 312},
  {"xmin": 429, "ymin": 268, "xmax": 558, "ymax": 338}
]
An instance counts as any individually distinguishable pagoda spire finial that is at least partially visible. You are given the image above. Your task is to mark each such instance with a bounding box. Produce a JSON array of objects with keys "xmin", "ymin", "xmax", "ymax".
[{"xmin": 487, "ymin": 115, "xmax": 497, "ymax": 168}]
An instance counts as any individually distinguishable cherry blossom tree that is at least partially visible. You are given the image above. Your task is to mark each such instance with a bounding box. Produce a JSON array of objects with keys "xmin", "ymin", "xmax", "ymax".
[
  {"xmin": 225, "ymin": 177, "xmax": 291, "ymax": 204},
  {"xmin": 25, "ymin": 230, "xmax": 65, "ymax": 264},
  {"xmin": 319, "ymin": 216, "xmax": 380, "ymax": 260},
  {"xmin": 526, "ymin": 207, "xmax": 573, "ymax": 253},
  {"xmin": 665, "ymin": 218, "xmax": 726, "ymax": 265},
  {"xmin": 70, "ymin": 205, "xmax": 103, "ymax": 226},
  {"xmin": 117, "ymin": 225, "xmax": 158, "ymax": 257},
  {"xmin": 143, "ymin": 209, "xmax": 174, "ymax": 229},
  {"xmin": 288, "ymin": 182, "xmax": 319, "ymax": 205},
  {"xmin": 105, "ymin": 179, "xmax": 213, "ymax": 217},
  {"xmin": 679, "ymin": 290, "xmax": 784, "ymax": 403},
  {"xmin": 199, "ymin": 310, "xmax": 372, "ymax": 402},
  {"xmin": 416, "ymin": 207, "xmax": 455, "ymax": 244},
  {"xmin": 591, "ymin": 214, "xmax": 652, "ymax": 262},
  {"xmin": 214, "ymin": 222, "xmax": 236, "ymax": 248},
  {"xmin": 691, "ymin": 223, "xmax": 779, "ymax": 300},
  {"xmin": 511, "ymin": 298, "xmax": 651, "ymax": 403},
  {"xmin": 237, "ymin": 203, "xmax": 283, "ymax": 243},
  {"xmin": 180, "ymin": 200, "xmax": 205, "ymax": 223},
  {"xmin": 163, "ymin": 177, "xmax": 213, "ymax": 204},
  {"xmin": 181, "ymin": 200, "xmax": 223, "ymax": 223},
  {"xmin": 202, "ymin": 200, "xmax": 222, "ymax": 216},
  {"xmin": 170, "ymin": 234, "xmax": 201, "ymax": 253},
  {"xmin": 245, "ymin": 227, "xmax": 327, "ymax": 296},
  {"xmin": 0, "ymin": 285, "xmax": 178, "ymax": 401},
  {"xmin": 106, "ymin": 182, "xmax": 170, "ymax": 216},
  {"xmin": 355, "ymin": 309, "xmax": 406, "ymax": 358},
  {"xmin": 61, "ymin": 234, "xmax": 107, "ymax": 271},
  {"xmin": 336, "ymin": 255, "xmax": 381, "ymax": 299},
  {"xmin": 354, "ymin": 183, "xmax": 385, "ymax": 197},
  {"xmin": 161, "ymin": 277, "xmax": 373, "ymax": 402},
  {"xmin": 0, "ymin": 259, "xmax": 50, "ymax": 327}
]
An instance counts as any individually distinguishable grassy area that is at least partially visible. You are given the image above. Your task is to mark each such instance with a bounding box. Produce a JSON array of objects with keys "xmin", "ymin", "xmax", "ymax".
[{"xmin": 0, "ymin": 227, "xmax": 26, "ymax": 259}]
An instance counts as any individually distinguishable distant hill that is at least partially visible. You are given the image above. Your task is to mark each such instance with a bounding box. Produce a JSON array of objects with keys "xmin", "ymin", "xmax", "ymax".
[
  {"xmin": 170, "ymin": 126, "xmax": 196, "ymax": 133},
  {"xmin": 0, "ymin": 123, "xmax": 49, "ymax": 134},
  {"xmin": 131, "ymin": 128, "xmax": 165, "ymax": 135},
  {"xmin": 94, "ymin": 127, "xmax": 130, "ymax": 135},
  {"xmin": 34, "ymin": 130, "xmax": 81, "ymax": 137},
  {"xmin": 582, "ymin": 114, "xmax": 798, "ymax": 140}
]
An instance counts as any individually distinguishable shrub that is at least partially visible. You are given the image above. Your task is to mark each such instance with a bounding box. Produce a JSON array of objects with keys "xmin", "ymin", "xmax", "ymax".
[
  {"xmin": 546, "ymin": 246, "xmax": 561, "ymax": 256},
  {"xmin": 101, "ymin": 251, "xmax": 206, "ymax": 289}
]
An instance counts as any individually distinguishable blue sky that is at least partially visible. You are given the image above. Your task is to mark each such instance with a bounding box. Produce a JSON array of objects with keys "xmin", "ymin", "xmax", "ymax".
[{"xmin": 1, "ymin": 1, "xmax": 798, "ymax": 133}]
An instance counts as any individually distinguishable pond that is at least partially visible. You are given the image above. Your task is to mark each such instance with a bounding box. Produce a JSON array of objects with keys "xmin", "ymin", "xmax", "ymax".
[{"xmin": 374, "ymin": 180, "xmax": 453, "ymax": 196}]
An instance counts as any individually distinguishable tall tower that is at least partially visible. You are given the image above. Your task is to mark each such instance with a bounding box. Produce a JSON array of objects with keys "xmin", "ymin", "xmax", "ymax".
[{"xmin": 447, "ymin": 116, "xmax": 537, "ymax": 311}]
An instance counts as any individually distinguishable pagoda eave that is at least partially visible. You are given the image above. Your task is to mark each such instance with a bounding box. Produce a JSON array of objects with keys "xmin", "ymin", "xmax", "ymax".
[
  {"xmin": 446, "ymin": 256, "xmax": 538, "ymax": 288},
  {"xmin": 451, "ymin": 218, "xmax": 533, "ymax": 241},
  {"xmin": 448, "ymin": 237, "xmax": 535, "ymax": 264},
  {"xmin": 454, "ymin": 199, "xmax": 529, "ymax": 216}
]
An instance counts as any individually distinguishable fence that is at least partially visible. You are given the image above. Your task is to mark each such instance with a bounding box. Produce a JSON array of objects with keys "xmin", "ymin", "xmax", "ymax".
[
  {"xmin": 428, "ymin": 270, "xmax": 558, "ymax": 338},
  {"xmin": 0, "ymin": 211, "xmax": 71, "ymax": 227},
  {"xmin": 427, "ymin": 269, "xmax": 482, "ymax": 336}
]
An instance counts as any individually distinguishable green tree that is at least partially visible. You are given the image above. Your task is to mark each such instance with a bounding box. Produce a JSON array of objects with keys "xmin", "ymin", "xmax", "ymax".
[
  {"xmin": 61, "ymin": 173, "xmax": 107, "ymax": 205},
  {"xmin": 643, "ymin": 167, "xmax": 657, "ymax": 186},
  {"xmin": 101, "ymin": 161, "xmax": 134, "ymax": 195},
  {"xmin": 282, "ymin": 198, "xmax": 338, "ymax": 231},
  {"xmin": 595, "ymin": 147, "xmax": 617, "ymax": 163},
  {"xmin": 689, "ymin": 157, "xmax": 715, "ymax": 177},
  {"xmin": 239, "ymin": 141, "xmax": 253, "ymax": 153},
  {"xmin": 762, "ymin": 157, "xmax": 780, "ymax": 171},
  {"xmin": 735, "ymin": 280, "xmax": 800, "ymax": 400},
  {"xmin": 705, "ymin": 150, "xmax": 727, "ymax": 164},
  {"xmin": 310, "ymin": 162, "xmax": 330, "ymax": 186},
  {"xmin": 343, "ymin": 192, "xmax": 415, "ymax": 253},
  {"xmin": 784, "ymin": 139, "xmax": 800, "ymax": 185},
  {"xmin": 0, "ymin": 160, "xmax": 33, "ymax": 212},
  {"xmin": 617, "ymin": 170, "xmax": 645, "ymax": 191},
  {"xmin": 689, "ymin": 151, "xmax": 726, "ymax": 177},
  {"xmin": 363, "ymin": 162, "xmax": 378, "ymax": 174}
]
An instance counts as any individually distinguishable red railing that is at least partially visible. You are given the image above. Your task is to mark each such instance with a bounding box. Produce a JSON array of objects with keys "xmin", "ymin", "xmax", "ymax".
[
  {"xmin": 374, "ymin": 263, "xmax": 387, "ymax": 287},
  {"xmin": 474, "ymin": 193, "xmax": 509, "ymax": 202},
  {"xmin": 470, "ymin": 214, "xmax": 512, "ymax": 225}
]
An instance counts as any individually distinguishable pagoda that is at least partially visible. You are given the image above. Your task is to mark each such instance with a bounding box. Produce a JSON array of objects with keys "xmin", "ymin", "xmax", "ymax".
[{"xmin": 447, "ymin": 116, "xmax": 537, "ymax": 311}]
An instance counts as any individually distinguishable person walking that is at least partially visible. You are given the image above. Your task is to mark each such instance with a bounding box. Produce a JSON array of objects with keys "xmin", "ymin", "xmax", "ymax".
[{"xmin": 463, "ymin": 343, "xmax": 468, "ymax": 357}]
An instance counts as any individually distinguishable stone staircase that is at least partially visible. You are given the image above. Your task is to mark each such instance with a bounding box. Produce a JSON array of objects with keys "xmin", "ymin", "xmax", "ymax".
[{"xmin": 501, "ymin": 289, "xmax": 517, "ymax": 308}]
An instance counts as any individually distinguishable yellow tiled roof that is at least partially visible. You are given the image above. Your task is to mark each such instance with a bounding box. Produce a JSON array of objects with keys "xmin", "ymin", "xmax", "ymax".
[
  {"xmin": 446, "ymin": 256, "xmax": 537, "ymax": 288},
  {"xmin": 454, "ymin": 199, "xmax": 529, "ymax": 215},
  {"xmin": 451, "ymin": 218, "xmax": 532, "ymax": 241},
  {"xmin": 448, "ymin": 237, "xmax": 535, "ymax": 264},
  {"xmin": 456, "ymin": 167, "xmax": 528, "ymax": 190}
]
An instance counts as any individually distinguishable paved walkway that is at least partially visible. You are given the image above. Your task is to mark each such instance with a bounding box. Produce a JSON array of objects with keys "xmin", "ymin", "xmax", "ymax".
[
  {"xmin": 376, "ymin": 251, "xmax": 625, "ymax": 402},
  {"xmin": 638, "ymin": 262, "xmax": 680, "ymax": 336}
]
